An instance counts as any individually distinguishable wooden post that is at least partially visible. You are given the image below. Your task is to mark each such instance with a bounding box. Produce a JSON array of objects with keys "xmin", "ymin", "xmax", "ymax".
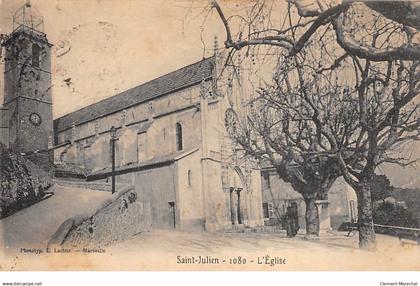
[
  {"xmin": 111, "ymin": 137, "xmax": 115, "ymax": 194},
  {"xmin": 230, "ymin": 188, "xmax": 235, "ymax": 225},
  {"xmin": 110, "ymin": 126, "xmax": 117, "ymax": 195}
]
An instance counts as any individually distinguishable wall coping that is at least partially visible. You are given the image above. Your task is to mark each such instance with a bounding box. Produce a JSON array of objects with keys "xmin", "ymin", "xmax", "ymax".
[
  {"xmin": 87, "ymin": 147, "xmax": 199, "ymax": 180},
  {"xmin": 48, "ymin": 184, "xmax": 135, "ymax": 247}
]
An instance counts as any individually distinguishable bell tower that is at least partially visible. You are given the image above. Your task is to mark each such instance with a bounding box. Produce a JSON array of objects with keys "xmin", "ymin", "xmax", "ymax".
[{"xmin": 1, "ymin": 0, "xmax": 53, "ymax": 154}]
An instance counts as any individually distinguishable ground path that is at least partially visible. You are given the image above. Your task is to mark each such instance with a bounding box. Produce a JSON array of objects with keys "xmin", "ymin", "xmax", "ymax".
[
  {"xmin": 1, "ymin": 184, "xmax": 419, "ymax": 270},
  {"xmin": 0, "ymin": 183, "xmax": 111, "ymax": 253},
  {"xmin": 101, "ymin": 229, "xmax": 420, "ymax": 270}
]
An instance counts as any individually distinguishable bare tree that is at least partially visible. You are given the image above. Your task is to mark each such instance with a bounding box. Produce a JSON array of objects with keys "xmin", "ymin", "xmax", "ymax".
[
  {"xmin": 211, "ymin": 1, "xmax": 419, "ymax": 249},
  {"xmin": 335, "ymin": 58, "xmax": 419, "ymax": 250},
  {"xmin": 227, "ymin": 48, "xmax": 419, "ymax": 250},
  {"xmin": 227, "ymin": 50, "xmax": 355, "ymax": 235},
  {"xmin": 212, "ymin": 0, "xmax": 420, "ymax": 61},
  {"xmin": 295, "ymin": 1, "xmax": 420, "ymax": 30}
]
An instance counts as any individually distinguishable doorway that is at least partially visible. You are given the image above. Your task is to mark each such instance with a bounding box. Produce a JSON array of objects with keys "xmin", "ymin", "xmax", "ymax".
[
  {"xmin": 229, "ymin": 188, "xmax": 243, "ymax": 225},
  {"xmin": 168, "ymin": 201, "xmax": 176, "ymax": 229}
]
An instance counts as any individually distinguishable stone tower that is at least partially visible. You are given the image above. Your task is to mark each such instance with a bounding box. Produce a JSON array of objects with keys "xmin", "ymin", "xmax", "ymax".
[{"xmin": 1, "ymin": 1, "xmax": 53, "ymax": 153}]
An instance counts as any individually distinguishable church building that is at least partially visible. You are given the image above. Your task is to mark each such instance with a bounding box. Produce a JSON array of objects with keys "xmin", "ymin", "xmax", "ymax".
[
  {"xmin": 0, "ymin": 2, "xmax": 356, "ymax": 234},
  {"xmin": 52, "ymin": 48, "xmax": 265, "ymax": 231}
]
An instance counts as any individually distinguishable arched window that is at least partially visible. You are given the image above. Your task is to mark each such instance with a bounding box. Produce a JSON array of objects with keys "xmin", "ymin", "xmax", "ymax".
[
  {"xmin": 187, "ymin": 170, "xmax": 192, "ymax": 186},
  {"xmin": 175, "ymin": 122, "xmax": 183, "ymax": 151},
  {"xmin": 32, "ymin": 44, "xmax": 40, "ymax": 67}
]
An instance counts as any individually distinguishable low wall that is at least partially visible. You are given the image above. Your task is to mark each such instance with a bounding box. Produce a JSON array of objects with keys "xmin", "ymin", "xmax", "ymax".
[
  {"xmin": 49, "ymin": 185, "xmax": 151, "ymax": 248},
  {"xmin": 53, "ymin": 179, "xmax": 129, "ymax": 192}
]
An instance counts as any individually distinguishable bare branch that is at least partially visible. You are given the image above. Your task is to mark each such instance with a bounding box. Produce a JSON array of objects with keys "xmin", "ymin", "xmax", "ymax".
[{"xmin": 332, "ymin": 15, "xmax": 420, "ymax": 61}]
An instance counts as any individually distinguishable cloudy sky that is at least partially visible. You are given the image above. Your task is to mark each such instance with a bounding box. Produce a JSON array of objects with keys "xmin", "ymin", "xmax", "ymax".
[{"xmin": 0, "ymin": 0, "xmax": 418, "ymax": 189}]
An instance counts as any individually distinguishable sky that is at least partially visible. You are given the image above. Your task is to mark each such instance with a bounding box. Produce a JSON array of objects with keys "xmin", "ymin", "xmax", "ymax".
[
  {"xmin": 0, "ymin": 0, "xmax": 419, "ymax": 189},
  {"xmin": 0, "ymin": 0, "xmax": 226, "ymax": 117}
]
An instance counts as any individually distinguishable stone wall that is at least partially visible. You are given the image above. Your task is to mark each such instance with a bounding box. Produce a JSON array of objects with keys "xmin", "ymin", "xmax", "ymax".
[
  {"xmin": 329, "ymin": 179, "xmax": 357, "ymax": 229},
  {"xmin": 54, "ymin": 83, "xmax": 204, "ymax": 172},
  {"xmin": 0, "ymin": 143, "xmax": 53, "ymax": 217},
  {"xmin": 3, "ymin": 30, "xmax": 53, "ymax": 153},
  {"xmin": 261, "ymin": 172, "xmax": 357, "ymax": 231},
  {"xmin": 260, "ymin": 170, "xmax": 306, "ymax": 229},
  {"xmin": 111, "ymin": 165, "xmax": 178, "ymax": 229},
  {"xmin": 49, "ymin": 185, "xmax": 151, "ymax": 248},
  {"xmin": 176, "ymin": 149, "xmax": 205, "ymax": 230}
]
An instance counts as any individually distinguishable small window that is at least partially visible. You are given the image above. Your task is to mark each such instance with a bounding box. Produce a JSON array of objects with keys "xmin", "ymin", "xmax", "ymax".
[
  {"xmin": 263, "ymin": 203, "xmax": 274, "ymax": 219},
  {"xmin": 187, "ymin": 170, "xmax": 192, "ymax": 186},
  {"xmin": 32, "ymin": 44, "xmax": 40, "ymax": 67},
  {"xmin": 175, "ymin": 122, "xmax": 183, "ymax": 151}
]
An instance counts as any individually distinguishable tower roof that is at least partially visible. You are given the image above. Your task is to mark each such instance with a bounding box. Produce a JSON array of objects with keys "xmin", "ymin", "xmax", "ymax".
[
  {"xmin": 13, "ymin": 0, "xmax": 44, "ymax": 33},
  {"xmin": 1, "ymin": 1, "xmax": 50, "ymax": 47}
]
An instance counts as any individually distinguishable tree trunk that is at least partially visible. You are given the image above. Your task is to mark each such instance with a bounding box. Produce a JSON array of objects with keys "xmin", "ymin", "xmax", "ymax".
[
  {"xmin": 355, "ymin": 183, "xmax": 377, "ymax": 251},
  {"xmin": 304, "ymin": 196, "xmax": 319, "ymax": 235}
]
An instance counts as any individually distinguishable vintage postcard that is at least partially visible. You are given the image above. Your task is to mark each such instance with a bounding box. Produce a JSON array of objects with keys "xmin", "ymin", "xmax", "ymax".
[{"xmin": 0, "ymin": 0, "xmax": 419, "ymax": 273}]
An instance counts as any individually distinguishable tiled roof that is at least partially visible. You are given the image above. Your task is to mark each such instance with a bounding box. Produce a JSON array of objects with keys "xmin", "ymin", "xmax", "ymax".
[
  {"xmin": 54, "ymin": 56, "xmax": 215, "ymax": 132},
  {"xmin": 87, "ymin": 148, "xmax": 199, "ymax": 180}
]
